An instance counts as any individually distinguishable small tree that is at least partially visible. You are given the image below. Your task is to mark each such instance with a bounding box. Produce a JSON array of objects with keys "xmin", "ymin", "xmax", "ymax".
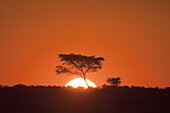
[
  {"xmin": 56, "ymin": 53, "xmax": 105, "ymax": 88},
  {"xmin": 106, "ymin": 77, "xmax": 121, "ymax": 87}
]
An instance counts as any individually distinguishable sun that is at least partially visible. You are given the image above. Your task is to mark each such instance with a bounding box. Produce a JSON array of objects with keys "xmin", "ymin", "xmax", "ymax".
[{"xmin": 65, "ymin": 78, "xmax": 97, "ymax": 88}]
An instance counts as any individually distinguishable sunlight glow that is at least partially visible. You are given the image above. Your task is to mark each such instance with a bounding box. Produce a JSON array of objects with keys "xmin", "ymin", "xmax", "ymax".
[{"xmin": 65, "ymin": 78, "xmax": 97, "ymax": 88}]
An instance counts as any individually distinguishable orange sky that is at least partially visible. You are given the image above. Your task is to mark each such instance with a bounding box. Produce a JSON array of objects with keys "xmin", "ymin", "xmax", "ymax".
[{"xmin": 0, "ymin": 0, "xmax": 170, "ymax": 87}]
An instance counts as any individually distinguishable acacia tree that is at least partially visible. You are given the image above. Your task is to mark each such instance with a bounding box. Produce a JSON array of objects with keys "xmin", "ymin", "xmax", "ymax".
[
  {"xmin": 56, "ymin": 53, "xmax": 105, "ymax": 88},
  {"xmin": 106, "ymin": 77, "xmax": 121, "ymax": 87}
]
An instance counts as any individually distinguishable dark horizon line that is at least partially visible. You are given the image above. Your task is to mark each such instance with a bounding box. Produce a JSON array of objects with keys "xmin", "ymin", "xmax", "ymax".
[{"xmin": 1, "ymin": 84, "xmax": 170, "ymax": 90}]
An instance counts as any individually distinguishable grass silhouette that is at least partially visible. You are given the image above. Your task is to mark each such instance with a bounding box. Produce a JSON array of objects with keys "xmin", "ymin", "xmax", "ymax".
[{"xmin": 0, "ymin": 85, "xmax": 170, "ymax": 113}]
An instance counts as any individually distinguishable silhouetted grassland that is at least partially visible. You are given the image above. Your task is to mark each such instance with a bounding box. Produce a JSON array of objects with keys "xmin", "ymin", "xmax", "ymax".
[{"xmin": 0, "ymin": 85, "xmax": 170, "ymax": 113}]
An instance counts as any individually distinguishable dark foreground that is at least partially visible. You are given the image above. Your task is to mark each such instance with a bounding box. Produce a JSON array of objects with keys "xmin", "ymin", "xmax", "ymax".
[{"xmin": 0, "ymin": 86, "xmax": 170, "ymax": 113}]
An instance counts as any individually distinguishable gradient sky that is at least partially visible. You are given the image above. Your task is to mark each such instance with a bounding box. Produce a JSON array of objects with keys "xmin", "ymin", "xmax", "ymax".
[{"xmin": 0, "ymin": 0, "xmax": 170, "ymax": 87}]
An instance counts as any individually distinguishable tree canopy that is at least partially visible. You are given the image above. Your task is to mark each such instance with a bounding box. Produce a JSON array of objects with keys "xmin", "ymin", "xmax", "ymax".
[{"xmin": 56, "ymin": 53, "xmax": 105, "ymax": 88}]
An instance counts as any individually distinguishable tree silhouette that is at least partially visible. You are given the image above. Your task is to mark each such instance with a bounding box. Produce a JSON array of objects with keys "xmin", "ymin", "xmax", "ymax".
[
  {"xmin": 56, "ymin": 53, "xmax": 105, "ymax": 88},
  {"xmin": 106, "ymin": 77, "xmax": 121, "ymax": 87}
]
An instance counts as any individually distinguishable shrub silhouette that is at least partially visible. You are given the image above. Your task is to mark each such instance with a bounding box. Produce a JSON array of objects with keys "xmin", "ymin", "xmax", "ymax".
[
  {"xmin": 12, "ymin": 84, "xmax": 27, "ymax": 88},
  {"xmin": 106, "ymin": 77, "xmax": 121, "ymax": 87}
]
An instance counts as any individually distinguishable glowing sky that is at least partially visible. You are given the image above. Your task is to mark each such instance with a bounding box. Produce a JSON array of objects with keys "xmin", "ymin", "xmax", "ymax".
[{"xmin": 0, "ymin": 0, "xmax": 170, "ymax": 87}]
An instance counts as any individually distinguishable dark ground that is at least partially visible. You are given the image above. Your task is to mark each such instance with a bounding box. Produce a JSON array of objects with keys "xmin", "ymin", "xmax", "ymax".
[{"xmin": 0, "ymin": 86, "xmax": 170, "ymax": 113}]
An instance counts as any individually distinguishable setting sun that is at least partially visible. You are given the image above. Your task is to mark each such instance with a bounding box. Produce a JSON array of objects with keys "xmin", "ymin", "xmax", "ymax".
[{"xmin": 65, "ymin": 78, "xmax": 97, "ymax": 88}]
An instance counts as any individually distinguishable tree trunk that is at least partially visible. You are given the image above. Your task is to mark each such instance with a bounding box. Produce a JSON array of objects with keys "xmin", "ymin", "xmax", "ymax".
[
  {"xmin": 83, "ymin": 74, "xmax": 90, "ymax": 88},
  {"xmin": 84, "ymin": 78, "xmax": 90, "ymax": 88}
]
